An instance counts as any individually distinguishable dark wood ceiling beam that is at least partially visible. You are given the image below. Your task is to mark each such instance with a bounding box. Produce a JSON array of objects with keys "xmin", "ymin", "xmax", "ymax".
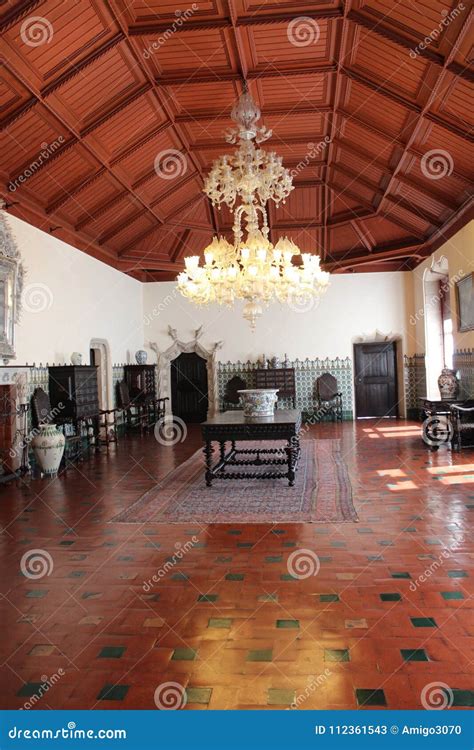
[
  {"xmin": 347, "ymin": 9, "xmax": 474, "ymax": 83},
  {"xmin": 46, "ymin": 168, "xmax": 107, "ymax": 214},
  {"xmin": 80, "ymin": 83, "xmax": 152, "ymax": 137},
  {"xmin": 0, "ymin": 181, "xmax": 118, "ymax": 264},
  {"xmin": 383, "ymin": 195, "xmax": 442, "ymax": 228},
  {"xmin": 127, "ymin": 8, "xmax": 343, "ymax": 36},
  {"xmin": 326, "ymin": 180, "xmax": 375, "ymax": 213},
  {"xmin": 3, "ymin": 63, "xmax": 166, "ymax": 229},
  {"xmin": 2, "ymin": 97, "xmax": 37, "ymax": 129},
  {"xmin": 157, "ymin": 64, "xmax": 337, "ymax": 86},
  {"xmin": 342, "ymin": 67, "xmax": 473, "ymax": 142},
  {"xmin": 0, "ymin": 0, "xmax": 42, "ymax": 33},
  {"xmin": 175, "ymin": 105, "xmax": 333, "ymax": 122},
  {"xmin": 98, "ymin": 208, "xmax": 147, "ymax": 245},
  {"xmin": 325, "ymin": 240, "xmax": 426, "ymax": 271},
  {"xmin": 351, "ymin": 220, "xmax": 374, "ymax": 252},
  {"xmin": 41, "ymin": 34, "xmax": 126, "ymax": 97}
]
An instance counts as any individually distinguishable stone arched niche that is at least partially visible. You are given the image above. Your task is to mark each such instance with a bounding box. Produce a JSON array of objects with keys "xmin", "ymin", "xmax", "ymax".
[{"xmin": 150, "ymin": 327, "xmax": 222, "ymax": 418}]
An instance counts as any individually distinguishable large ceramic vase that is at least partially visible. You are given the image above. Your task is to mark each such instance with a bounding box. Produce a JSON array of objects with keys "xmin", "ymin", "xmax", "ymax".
[
  {"xmin": 238, "ymin": 389, "xmax": 279, "ymax": 419},
  {"xmin": 31, "ymin": 424, "xmax": 65, "ymax": 477},
  {"xmin": 438, "ymin": 368, "xmax": 458, "ymax": 400},
  {"xmin": 135, "ymin": 350, "xmax": 148, "ymax": 365}
]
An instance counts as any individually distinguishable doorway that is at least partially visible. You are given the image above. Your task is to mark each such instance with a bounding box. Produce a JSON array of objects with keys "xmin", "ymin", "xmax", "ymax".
[
  {"xmin": 170, "ymin": 352, "xmax": 208, "ymax": 423},
  {"xmin": 89, "ymin": 339, "xmax": 112, "ymax": 411},
  {"xmin": 354, "ymin": 342, "xmax": 398, "ymax": 418}
]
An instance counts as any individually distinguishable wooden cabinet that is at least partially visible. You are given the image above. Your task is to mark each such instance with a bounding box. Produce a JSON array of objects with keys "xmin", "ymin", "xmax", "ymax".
[
  {"xmin": 124, "ymin": 365, "xmax": 156, "ymax": 403},
  {"xmin": 48, "ymin": 366, "xmax": 99, "ymax": 420},
  {"xmin": 255, "ymin": 368, "xmax": 296, "ymax": 407}
]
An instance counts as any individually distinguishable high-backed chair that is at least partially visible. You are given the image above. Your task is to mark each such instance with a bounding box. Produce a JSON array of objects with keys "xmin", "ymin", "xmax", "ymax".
[
  {"xmin": 315, "ymin": 373, "xmax": 343, "ymax": 422},
  {"xmin": 450, "ymin": 401, "xmax": 474, "ymax": 450},
  {"xmin": 222, "ymin": 375, "xmax": 247, "ymax": 411},
  {"xmin": 117, "ymin": 381, "xmax": 167, "ymax": 433}
]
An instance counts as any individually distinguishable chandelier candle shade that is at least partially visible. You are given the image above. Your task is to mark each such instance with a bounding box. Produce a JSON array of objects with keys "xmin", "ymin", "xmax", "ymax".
[{"xmin": 177, "ymin": 85, "xmax": 330, "ymax": 329}]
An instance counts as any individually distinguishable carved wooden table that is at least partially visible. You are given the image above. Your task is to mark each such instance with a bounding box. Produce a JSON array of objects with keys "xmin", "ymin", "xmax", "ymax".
[{"xmin": 201, "ymin": 409, "xmax": 301, "ymax": 487}]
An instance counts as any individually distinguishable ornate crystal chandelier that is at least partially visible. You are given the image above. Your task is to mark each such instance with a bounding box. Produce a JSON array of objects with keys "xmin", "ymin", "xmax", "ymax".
[{"xmin": 177, "ymin": 85, "xmax": 330, "ymax": 330}]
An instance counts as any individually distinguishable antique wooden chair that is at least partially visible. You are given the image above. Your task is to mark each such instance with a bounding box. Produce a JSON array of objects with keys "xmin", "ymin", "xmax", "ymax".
[
  {"xmin": 222, "ymin": 375, "xmax": 247, "ymax": 411},
  {"xmin": 117, "ymin": 381, "xmax": 167, "ymax": 433},
  {"xmin": 315, "ymin": 373, "xmax": 343, "ymax": 422},
  {"xmin": 449, "ymin": 401, "xmax": 474, "ymax": 450}
]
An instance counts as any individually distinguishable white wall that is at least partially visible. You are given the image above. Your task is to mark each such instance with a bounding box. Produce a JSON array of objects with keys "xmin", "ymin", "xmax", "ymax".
[
  {"xmin": 142, "ymin": 273, "xmax": 412, "ymax": 363},
  {"xmin": 8, "ymin": 214, "xmax": 144, "ymax": 365}
]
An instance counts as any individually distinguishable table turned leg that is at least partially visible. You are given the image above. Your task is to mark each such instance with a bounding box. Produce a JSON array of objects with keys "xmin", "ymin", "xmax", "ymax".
[
  {"xmin": 204, "ymin": 440, "xmax": 214, "ymax": 487},
  {"xmin": 219, "ymin": 440, "xmax": 226, "ymax": 463},
  {"xmin": 286, "ymin": 439, "xmax": 295, "ymax": 487}
]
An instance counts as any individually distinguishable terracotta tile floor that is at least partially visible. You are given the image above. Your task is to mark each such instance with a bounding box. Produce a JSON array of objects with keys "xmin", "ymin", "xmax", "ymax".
[{"xmin": 0, "ymin": 420, "xmax": 473, "ymax": 710}]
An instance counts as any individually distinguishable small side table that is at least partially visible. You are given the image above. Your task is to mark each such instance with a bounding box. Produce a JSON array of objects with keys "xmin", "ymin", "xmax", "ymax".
[{"xmin": 418, "ymin": 396, "xmax": 463, "ymax": 450}]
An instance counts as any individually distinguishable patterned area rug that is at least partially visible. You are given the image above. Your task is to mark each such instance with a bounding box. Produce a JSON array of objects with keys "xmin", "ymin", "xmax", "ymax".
[{"xmin": 112, "ymin": 439, "xmax": 358, "ymax": 524}]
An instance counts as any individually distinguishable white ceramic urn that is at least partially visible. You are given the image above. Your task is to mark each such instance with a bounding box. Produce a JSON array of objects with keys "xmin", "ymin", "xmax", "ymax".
[
  {"xmin": 31, "ymin": 424, "xmax": 66, "ymax": 477},
  {"xmin": 238, "ymin": 388, "xmax": 279, "ymax": 418}
]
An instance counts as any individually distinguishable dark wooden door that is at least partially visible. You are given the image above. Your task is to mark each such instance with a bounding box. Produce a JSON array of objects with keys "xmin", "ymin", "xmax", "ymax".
[
  {"xmin": 170, "ymin": 353, "xmax": 208, "ymax": 423},
  {"xmin": 354, "ymin": 343, "xmax": 398, "ymax": 418}
]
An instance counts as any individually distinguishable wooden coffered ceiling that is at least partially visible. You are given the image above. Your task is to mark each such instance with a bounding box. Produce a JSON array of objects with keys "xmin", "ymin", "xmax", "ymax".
[{"xmin": 1, "ymin": 0, "xmax": 473, "ymax": 280}]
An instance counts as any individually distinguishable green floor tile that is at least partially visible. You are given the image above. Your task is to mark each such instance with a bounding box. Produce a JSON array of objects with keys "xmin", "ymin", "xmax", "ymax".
[
  {"xmin": 225, "ymin": 573, "xmax": 244, "ymax": 581},
  {"xmin": 17, "ymin": 682, "xmax": 44, "ymax": 697},
  {"xmin": 320, "ymin": 594, "xmax": 339, "ymax": 602},
  {"xmin": 258, "ymin": 593, "xmax": 278, "ymax": 602},
  {"xmin": 271, "ymin": 529, "xmax": 285, "ymax": 535},
  {"xmin": 380, "ymin": 593, "xmax": 402, "ymax": 601},
  {"xmin": 171, "ymin": 572, "xmax": 189, "ymax": 581},
  {"xmin": 401, "ymin": 648, "xmax": 429, "ymax": 662},
  {"xmin": 268, "ymin": 688, "xmax": 296, "ymax": 705},
  {"xmin": 186, "ymin": 687, "xmax": 212, "ymax": 704},
  {"xmin": 237, "ymin": 542, "xmax": 253, "ymax": 548},
  {"xmin": 325, "ymin": 648, "xmax": 350, "ymax": 662},
  {"xmin": 208, "ymin": 618, "xmax": 232, "ymax": 628},
  {"xmin": 215, "ymin": 556, "xmax": 232, "ymax": 563},
  {"xmin": 172, "ymin": 648, "xmax": 197, "ymax": 661},
  {"xmin": 276, "ymin": 619, "xmax": 299, "ymax": 629},
  {"xmin": 265, "ymin": 555, "xmax": 282, "ymax": 563},
  {"xmin": 441, "ymin": 591, "xmax": 464, "ymax": 600},
  {"xmin": 25, "ymin": 590, "xmax": 47, "ymax": 598},
  {"xmin": 197, "ymin": 594, "xmax": 218, "ymax": 602},
  {"xmin": 411, "ymin": 617, "xmax": 437, "ymax": 628},
  {"xmin": 448, "ymin": 570, "xmax": 467, "ymax": 578},
  {"xmin": 391, "ymin": 572, "xmax": 411, "ymax": 579},
  {"xmin": 356, "ymin": 688, "xmax": 387, "ymax": 707},
  {"xmin": 96, "ymin": 684, "xmax": 129, "ymax": 701},
  {"xmin": 282, "ymin": 541, "xmax": 296, "ymax": 548},
  {"xmin": 451, "ymin": 690, "xmax": 474, "ymax": 707},
  {"xmin": 247, "ymin": 649, "xmax": 272, "ymax": 662},
  {"xmin": 367, "ymin": 555, "xmax": 384, "ymax": 561},
  {"xmin": 280, "ymin": 573, "xmax": 297, "ymax": 581},
  {"xmin": 98, "ymin": 646, "xmax": 126, "ymax": 659}
]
